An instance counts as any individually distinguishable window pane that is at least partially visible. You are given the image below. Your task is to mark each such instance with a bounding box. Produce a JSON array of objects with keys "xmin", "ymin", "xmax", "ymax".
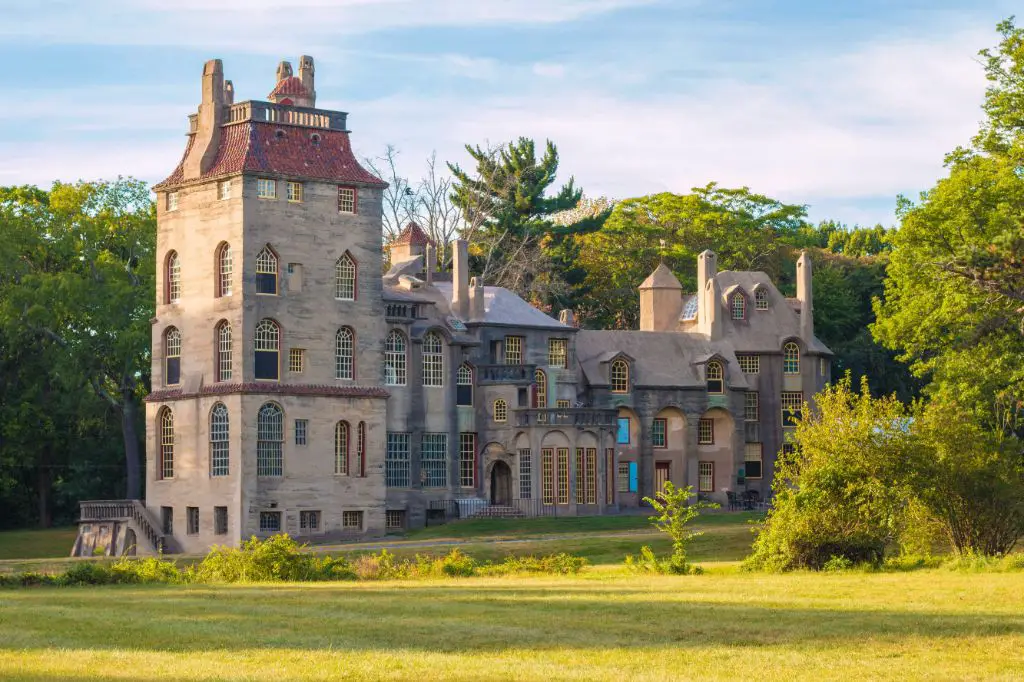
[
  {"xmin": 616, "ymin": 417, "xmax": 630, "ymax": 444},
  {"xmin": 518, "ymin": 449, "xmax": 532, "ymax": 499},
  {"xmin": 386, "ymin": 432, "xmax": 410, "ymax": 487},
  {"xmin": 421, "ymin": 433, "xmax": 448, "ymax": 487}
]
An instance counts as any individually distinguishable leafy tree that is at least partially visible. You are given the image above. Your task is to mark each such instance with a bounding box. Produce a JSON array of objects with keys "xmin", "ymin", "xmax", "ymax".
[
  {"xmin": 745, "ymin": 376, "xmax": 916, "ymax": 571},
  {"xmin": 448, "ymin": 138, "xmax": 589, "ymax": 300},
  {"xmin": 0, "ymin": 179, "xmax": 154, "ymax": 500},
  {"xmin": 641, "ymin": 482, "xmax": 718, "ymax": 574}
]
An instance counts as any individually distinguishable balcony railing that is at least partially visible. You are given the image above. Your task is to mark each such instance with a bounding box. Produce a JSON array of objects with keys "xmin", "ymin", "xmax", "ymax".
[
  {"xmin": 79, "ymin": 499, "xmax": 171, "ymax": 554},
  {"xmin": 477, "ymin": 364, "xmax": 537, "ymax": 385},
  {"xmin": 514, "ymin": 408, "xmax": 618, "ymax": 428}
]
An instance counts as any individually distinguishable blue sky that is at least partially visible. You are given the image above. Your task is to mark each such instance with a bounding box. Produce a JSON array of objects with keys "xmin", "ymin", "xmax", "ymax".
[{"xmin": 0, "ymin": 0, "xmax": 1017, "ymax": 225}]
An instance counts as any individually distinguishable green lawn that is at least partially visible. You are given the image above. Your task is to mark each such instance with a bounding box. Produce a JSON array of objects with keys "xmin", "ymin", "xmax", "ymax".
[
  {"xmin": 0, "ymin": 527, "xmax": 77, "ymax": 561},
  {"xmin": 1, "ymin": 569, "xmax": 1021, "ymax": 680}
]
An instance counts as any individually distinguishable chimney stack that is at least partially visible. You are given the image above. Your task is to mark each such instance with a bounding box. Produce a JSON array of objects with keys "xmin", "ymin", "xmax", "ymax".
[
  {"xmin": 797, "ymin": 250, "xmax": 814, "ymax": 343},
  {"xmin": 424, "ymin": 244, "xmax": 436, "ymax": 284},
  {"xmin": 696, "ymin": 249, "xmax": 717, "ymax": 329},
  {"xmin": 451, "ymin": 239, "xmax": 470, "ymax": 318},
  {"xmin": 469, "ymin": 277, "xmax": 485, "ymax": 322},
  {"xmin": 559, "ymin": 309, "xmax": 575, "ymax": 327},
  {"xmin": 183, "ymin": 59, "xmax": 226, "ymax": 180},
  {"xmin": 705, "ymin": 277, "xmax": 722, "ymax": 341},
  {"xmin": 298, "ymin": 55, "xmax": 316, "ymax": 107}
]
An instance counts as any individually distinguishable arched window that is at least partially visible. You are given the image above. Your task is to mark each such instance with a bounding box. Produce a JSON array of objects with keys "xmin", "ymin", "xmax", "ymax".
[
  {"xmin": 216, "ymin": 243, "xmax": 233, "ymax": 297},
  {"xmin": 610, "ymin": 359, "xmax": 629, "ymax": 393},
  {"xmin": 534, "ymin": 368, "xmax": 547, "ymax": 408},
  {"xmin": 422, "ymin": 332, "xmax": 444, "ymax": 387},
  {"xmin": 335, "ymin": 327, "xmax": 354, "ymax": 380},
  {"xmin": 158, "ymin": 408, "xmax": 174, "ymax": 480},
  {"xmin": 166, "ymin": 251, "xmax": 181, "ymax": 304},
  {"xmin": 335, "ymin": 253, "xmax": 357, "ymax": 300},
  {"xmin": 164, "ymin": 327, "xmax": 181, "ymax": 386},
  {"xmin": 456, "ymin": 364, "xmax": 473, "ymax": 406},
  {"xmin": 356, "ymin": 421, "xmax": 366, "ymax": 477},
  {"xmin": 706, "ymin": 360, "xmax": 724, "ymax": 393},
  {"xmin": 256, "ymin": 402, "xmax": 284, "ymax": 477},
  {"xmin": 385, "ymin": 330, "xmax": 407, "ymax": 386},
  {"xmin": 216, "ymin": 321, "xmax": 232, "ymax": 382},
  {"xmin": 755, "ymin": 288, "xmax": 768, "ymax": 310},
  {"xmin": 335, "ymin": 421, "xmax": 350, "ymax": 475},
  {"xmin": 256, "ymin": 245, "xmax": 278, "ymax": 295},
  {"xmin": 731, "ymin": 293, "xmax": 745, "ymax": 320},
  {"xmin": 254, "ymin": 319, "xmax": 280, "ymax": 381},
  {"xmin": 493, "ymin": 399, "xmax": 508, "ymax": 423},
  {"xmin": 783, "ymin": 342, "xmax": 800, "ymax": 375},
  {"xmin": 210, "ymin": 403, "xmax": 229, "ymax": 476}
]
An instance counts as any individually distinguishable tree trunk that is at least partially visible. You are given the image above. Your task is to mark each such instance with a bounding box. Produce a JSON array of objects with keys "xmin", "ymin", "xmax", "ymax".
[{"xmin": 121, "ymin": 394, "xmax": 142, "ymax": 500}]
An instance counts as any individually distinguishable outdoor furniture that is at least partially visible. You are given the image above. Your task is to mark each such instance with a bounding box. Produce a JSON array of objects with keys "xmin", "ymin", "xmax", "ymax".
[
  {"xmin": 725, "ymin": 490, "xmax": 742, "ymax": 511},
  {"xmin": 742, "ymin": 490, "xmax": 760, "ymax": 510}
]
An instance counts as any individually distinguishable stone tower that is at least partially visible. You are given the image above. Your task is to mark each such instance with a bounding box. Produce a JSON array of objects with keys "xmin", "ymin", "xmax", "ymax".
[
  {"xmin": 638, "ymin": 263, "xmax": 682, "ymax": 331},
  {"xmin": 147, "ymin": 56, "xmax": 390, "ymax": 553}
]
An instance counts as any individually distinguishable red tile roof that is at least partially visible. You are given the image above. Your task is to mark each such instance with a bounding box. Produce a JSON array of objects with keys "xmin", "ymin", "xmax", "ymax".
[
  {"xmin": 393, "ymin": 221, "xmax": 432, "ymax": 246},
  {"xmin": 146, "ymin": 383, "xmax": 390, "ymax": 402},
  {"xmin": 269, "ymin": 76, "xmax": 309, "ymax": 98},
  {"xmin": 156, "ymin": 121, "xmax": 387, "ymax": 189}
]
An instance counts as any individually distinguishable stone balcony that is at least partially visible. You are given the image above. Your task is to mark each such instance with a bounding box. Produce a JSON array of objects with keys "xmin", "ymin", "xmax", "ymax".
[
  {"xmin": 514, "ymin": 408, "xmax": 619, "ymax": 428},
  {"xmin": 477, "ymin": 364, "xmax": 537, "ymax": 385}
]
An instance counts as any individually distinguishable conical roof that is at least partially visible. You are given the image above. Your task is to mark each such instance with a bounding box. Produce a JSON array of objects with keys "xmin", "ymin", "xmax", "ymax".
[{"xmin": 639, "ymin": 263, "xmax": 682, "ymax": 290}]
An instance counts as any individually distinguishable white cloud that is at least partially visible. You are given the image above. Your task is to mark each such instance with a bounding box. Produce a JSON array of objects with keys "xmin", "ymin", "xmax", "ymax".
[{"xmin": 532, "ymin": 63, "xmax": 566, "ymax": 78}]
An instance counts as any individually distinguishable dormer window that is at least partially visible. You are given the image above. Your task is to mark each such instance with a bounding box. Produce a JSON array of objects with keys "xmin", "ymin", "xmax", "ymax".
[
  {"xmin": 610, "ymin": 359, "xmax": 629, "ymax": 393},
  {"xmin": 731, "ymin": 293, "xmax": 745, "ymax": 320},
  {"xmin": 755, "ymin": 288, "xmax": 768, "ymax": 310},
  {"xmin": 706, "ymin": 360, "xmax": 724, "ymax": 394}
]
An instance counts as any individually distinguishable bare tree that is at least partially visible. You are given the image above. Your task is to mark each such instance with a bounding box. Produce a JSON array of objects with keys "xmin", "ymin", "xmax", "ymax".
[
  {"xmin": 414, "ymin": 151, "xmax": 461, "ymax": 269},
  {"xmin": 364, "ymin": 144, "xmax": 416, "ymax": 243}
]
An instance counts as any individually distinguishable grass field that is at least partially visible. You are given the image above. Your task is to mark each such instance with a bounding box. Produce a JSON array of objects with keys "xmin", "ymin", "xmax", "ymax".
[
  {"xmin": 1, "ymin": 515, "xmax": 1021, "ymax": 681},
  {"xmin": 0, "ymin": 527, "xmax": 77, "ymax": 561}
]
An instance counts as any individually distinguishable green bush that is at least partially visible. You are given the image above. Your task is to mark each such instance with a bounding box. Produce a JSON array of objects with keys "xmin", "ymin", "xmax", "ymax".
[
  {"xmin": 482, "ymin": 553, "xmax": 588, "ymax": 576},
  {"xmin": 111, "ymin": 556, "xmax": 184, "ymax": 584},
  {"xmin": 59, "ymin": 561, "xmax": 115, "ymax": 586},
  {"xmin": 192, "ymin": 534, "xmax": 327, "ymax": 583},
  {"xmin": 822, "ymin": 556, "xmax": 854, "ymax": 572}
]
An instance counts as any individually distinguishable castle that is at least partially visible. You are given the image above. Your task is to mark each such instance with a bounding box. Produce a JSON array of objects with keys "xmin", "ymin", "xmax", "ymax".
[{"xmin": 74, "ymin": 57, "xmax": 831, "ymax": 556}]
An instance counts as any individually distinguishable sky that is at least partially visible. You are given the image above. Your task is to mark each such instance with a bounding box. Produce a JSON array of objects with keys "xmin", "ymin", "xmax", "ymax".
[{"xmin": 0, "ymin": 0, "xmax": 1017, "ymax": 226}]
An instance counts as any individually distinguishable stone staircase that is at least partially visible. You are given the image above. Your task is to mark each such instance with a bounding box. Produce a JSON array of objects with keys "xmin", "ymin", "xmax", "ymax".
[
  {"xmin": 470, "ymin": 505, "xmax": 526, "ymax": 519},
  {"xmin": 74, "ymin": 499, "xmax": 172, "ymax": 556}
]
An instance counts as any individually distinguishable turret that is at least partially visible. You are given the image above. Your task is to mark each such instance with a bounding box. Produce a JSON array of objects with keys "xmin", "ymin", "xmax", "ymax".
[
  {"xmin": 638, "ymin": 263, "xmax": 682, "ymax": 331},
  {"xmin": 797, "ymin": 250, "xmax": 814, "ymax": 343}
]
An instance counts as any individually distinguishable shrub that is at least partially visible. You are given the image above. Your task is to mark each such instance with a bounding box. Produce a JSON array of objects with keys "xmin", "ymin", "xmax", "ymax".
[
  {"xmin": 59, "ymin": 561, "xmax": 115, "ymax": 586},
  {"xmin": 439, "ymin": 549, "xmax": 476, "ymax": 577},
  {"xmin": 192, "ymin": 534, "xmax": 322, "ymax": 583},
  {"xmin": 482, "ymin": 553, "xmax": 588, "ymax": 576},
  {"xmin": 111, "ymin": 556, "xmax": 184, "ymax": 584},
  {"xmin": 351, "ymin": 549, "xmax": 409, "ymax": 580},
  {"xmin": 822, "ymin": 556, "xmax": 854, "ymax": 572},
  {"xmin": 637, "ymin": 482, "xmax": 717, "ymax": 575}
]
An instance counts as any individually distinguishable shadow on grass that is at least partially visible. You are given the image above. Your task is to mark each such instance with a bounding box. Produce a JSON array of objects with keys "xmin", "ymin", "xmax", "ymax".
[{"xmin": 1, "ymin": 581, "xmax": 1021, "ymax": 657}]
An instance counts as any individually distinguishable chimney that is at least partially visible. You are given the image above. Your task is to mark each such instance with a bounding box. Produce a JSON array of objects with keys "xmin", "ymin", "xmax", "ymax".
[
  {"xmin": 797, "ymin": 250, "xmax": 814, "ymax": 343},
  {"xmin": 424, "ymin": 244, "xmax": 436, "ymax": 284},
  {"xmin": 224, "ymin": 80, "xmax": 234, "ymax": 105},
  {"xmin": 469, "ymin": 277, "xmax": 485, "ymax": 322},
  {"xmin": 298, "ymin": 55, "xmax": 316, "ymax": 107},
  {"xmin": 451, "ymin": 239, "xmax": 469, "ymax": 318},
  {"xmin": 183, "ymin": 59, "xmax": 226, "ymax": 180},
  {"xmin": 276, "ymin": 60, "xmax": 293, "ymax": 82},
  {"xmin": 705, "ymin": 277, "xmax": 722, "ymax": 341},
  {"xmin": 696, "ymin": 250, "xmax": 716, "ymax": 328},
  {"xmin": 559, "ymin": 309, "xmax": 575, "ymax": 327}
]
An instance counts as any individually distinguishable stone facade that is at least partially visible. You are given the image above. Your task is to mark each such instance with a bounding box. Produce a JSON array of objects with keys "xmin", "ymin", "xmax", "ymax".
[{"xmin": 74, "ymin": 55, "xmax": 831, "ymax": 556}]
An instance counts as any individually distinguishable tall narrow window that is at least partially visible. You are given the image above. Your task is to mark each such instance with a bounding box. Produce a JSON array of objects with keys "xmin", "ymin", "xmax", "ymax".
[
  {"xmin": 534, "ymin": 368, "xmax": 547, "ymax": 408},
  {"xmin": 784, "ymin": 342, "xmax": 800, "ymax": 374},
  {"xmin": 698, "ymin": 417, "xmax": 714, "ymax": 444},
  {"xmin": 542, "ymin": 448, "xmax": 554, "ymax": 505},
  {"xmin": 744, "ymin": 443, "xmax": 763, "ymax": 479},
  {"xmin": 504, "ymin": 336, "xmax": 523, "ymax": 364},
  {"xmin": 586, "ymin": 448, "xmax": 597, "ymax": 505},
  {"xmin": 652, "ymin": 418, "xmax": 667, "ymax": 448},
  {"xmin": 289, "ymin": 348, "xmax": 304, "ymax": 374},
  {"xmin": 422, "ymin": 332, "xmax": 444, "ymax": 387},
  {"xmin": 216, "ymin": 321, "xmax": 232, "ymax": 382},
  {"xmin": 186, "ymin": 507, "xmax": 199, "ymax": 535},
  {"xmin": 335, "ymin": 253, "xmax": 357, "ymax": 300},
  {"xmin": 610, "ymin": 360, "xmax": 629, "ymax": 393},
  {"xmin": 256, "ymin": 246, "xmax": 278, "ymax": 295},
  {"xmin": 356, "ymin": 421, "xmax": 366, "ymax": 477},
  {"xmin": 518, "ymin": 448, "xmax": 532, "ymax": 499},
  {"xmin": 384, "ymin": 331, "xmax": 407, "ymax": 386},
  {"xmin": 493, "ymin": 399, "xmax": 508, "ymax": 423},
  {"xmin": 755, "ymin": 288, "xmax": 768, "ymax": 310},
  {"xmin": 456, "ymin": 364, "xmax": 473, "ymax": 406},
  {"xmin": 256, "ymin": 402, "xmax": 284, "ymax": 477},
  {"xmin": 782, "ymin": 392, "xmax": 804, "ymax": 427},
  {"xmin": 556, "ymin": 448, "xmax": 570, "ymax": 505},
  {"xmin": 338, "ymin": 186, "xmax": 356, "ymax": 214},
  {"xmin": 166, "ymin": 251, "xmax": 181, "ymax": 303},
  {"xmin": 164, "ymin": 327, "xmax": 182, "ymax": 386},
  {"xmin": 698, "ymin": 461, "xmax": 714, "ymax": 492},
  {"xmin": 706, "ymin": 360, "xmax": 724, "ymax": 394},
  {"xmin": 216, "ymin": 243, "xmax": 233, "ymax": 297},
  {"xmin": 731, "ymin": 293, "xmax": 745, "ymax": 320},
  {"xmin": 745, "ymin": 391, "xmax": 760, "ymax": 421},
  {"xmin": 459, "ymin": 433, "xmax": 476, "ymax": 488},
  {"xmin": 336, "ymin": 327, "xmax": 354, "ymax": 380},
  {"xmin": 159, "ymin": 408, "xmax": 174, "ymax": 480},
  {"xmin": 210, "ymin": 403, "xmax": 229, "ymax": 477},
  {"xmin": 335, "ymin": 421, "xmax": 350, "ymax": 475},
  {"xmin": 254, "ymin": 319, "xmax": 280, "ymax": 381},
  {"xmin": 294, "ymin": 419, "xmax": 308, "ymax": 446},
  {"xmin": 575, "ymin": 448, "xmax": 586, "ymax": 505},
  {"xmin": 167, "ymin": 192, "xmax": 179, "ymax": 211},
  {"xmin": 548, "ymin": 338, "xmax": 567, "ymax": 368},
  {"xmin": 421, "ymin": 433, "xmax": 448, "ymax": 487},
  {"xmin": 386, "ymin": 432, "xmax": 410, "ymax": 487}
]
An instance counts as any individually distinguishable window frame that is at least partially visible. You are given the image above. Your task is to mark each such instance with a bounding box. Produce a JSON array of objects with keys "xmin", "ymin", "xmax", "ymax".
[
  {"xmin": 731, "ymin": 292, "xmax": 746, "ymax": 320},
  {"xmin": 286, "ymin": 181, "xmax": 304, "ymax": 203},
  {"xmin": 294, "ymin": 419, "xmax": 308, "ymax": 446},
  {"xmin": 744, "ymin": 443, "xmax": 763, "ymax": 479},
  {"xmin": 698, "ymin": 417, "xmax": 714, "ymax": 445},
  {"xmin": 610, "ymin": 359, "xmax": 629, "ymax": 393},
  {"xmin": 335, "ymin": 327, "xmax": 355, "ymax": 380},
  {"xmin": 165, "ymin": 250, "xmax": 181, "ymax": 304},
  {"xmin": 256, "ymin": 402, "xmax": 284, "ymax": 477},
  {"xmin": 289, "ymin": 347, "xmax": 305, "ymax": 374},
  {"xmin": 209, "ymin": 402, "xmax": 230, "ymax": 477},
  {"xmin": 533, "ymin": 368, "xmax": 547, "ymax": 408},
  {"xmin": 456, "ymin": 364, "xmax": 473, "ymax": 406},
  {"xmin": 300, "ymin": 510, "xmax": 321, "ymax": 532},
  {"xmin": 548, "ymin": 338, "xmax": 568, "ymax": 368},
  {"xmin": 385, "ymin": 432, "xmax": 410, "ymax": 487},
  {"xmin": 616, "ymin": 416, "xmax": 630, "ymax": 444},
  {"xmin": 421, "ymin": 433, "xmax": 448, "ymax": 488},
  {"xmin": 518, "ymin": 448, "xmax": 532, "ymax": 499},
  {"xmin": 744, "ymin": 392, "xmax": 759, "ymax": 422},
  {"xmin": 422, "ymin": 332, "xmax": 444, "ymax": 387},
  {"xmin": 216, "ymin": 243, "xmax": 233, "ymax": 298},
  {"xmin": 493, "ymin": 399, "xmax": 508, "ymax": 423},
  {"xmin": 781, "ymin": 391, "xmax": 803, "ymax": 427},
  {"xmin": 698, "ymin": 461, "xmax": 714, "ymax": 492},
  {"xmin": 335, "ymin": 252, "xmax": 357, "ymax": 301},
  {"xmin": 342, "ymin": 510, "xmax": 363, "ymax": 531},
  {"xmin": 164, "ymin": 327, "xmax": 182, "ymax": 386},
  {"xmin": 504, "ymin": 336, "xmax": 523, "ymax": 365},
  {"xmin": 706, "ymin": 360, "xmax": 724, "ymax": 394},
  {"xmin": 217, "ymin": 180, "xmax": 231, "ymax": 201},
  {"xmin": 459, "ymin": 432, "xmax": 476, "ymax": 488},
  {"xmin": 167, "ymin": 192, "xmax": 179, "ymax": 211},
  {"xmin": 335, "ymin": 421, "xmax": 350, "ymax": 476},
  {"xmin": 651, "ymin": 417, "xmax": 667, "ymax": 448},
  {"xmin": 337, "ymin": 186, "xmax": 357, "ymax": 214},
  {"xmin": 158, "ymin": 408, "xmax": 174, "ymax": 480},
  {"xmin": 384, "ymin": 330, "xmax": 407, "ymax": 386},
  {"xmin": 783, "ymin": 342, "xmax": 801, "ymax": 375},
  {"xmin": 255, "ymin": 245, "xmax": 279, "ymax": 295},
  {"xmin": 737, "ymin": 354, "xmax": 760, "ymax": 374},
  {"xmin": 254, "ymin": 318, "xmax": 281, "ymax": 381},
  {"xmin": 257, "ymin": 178, "xmax": 277, "ymax": 200},
  {"xmin": 186, "ymin": 507, "xmax": 199, "ymax": 536},
  {"xmin": 259, "ymin": 511, "xmax": 282, "ymax": 533},
  {"xmin": 214, "ymin": 506, "xmax": 228, "ymax": 535},
  {"xmin": 755, "ymin": 288, "xmax": 768, "ymax": 310}
]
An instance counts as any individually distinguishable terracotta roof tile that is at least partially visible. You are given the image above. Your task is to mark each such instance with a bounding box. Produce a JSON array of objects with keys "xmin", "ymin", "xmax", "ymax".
[
  {"xmin": 156, "ymin": 120, "xmax": 386, "ymax": 189},
  {"xmin": 393, "ymin": 221, "xmax": 432, "ymax": 246},
  {"xmin": 269, "ymin": 76, "xmax": 309, "ymax": 98}
]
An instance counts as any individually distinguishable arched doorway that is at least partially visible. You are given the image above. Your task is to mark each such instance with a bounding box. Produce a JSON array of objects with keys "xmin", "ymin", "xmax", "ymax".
[
  {"xmin": 123, "ymin": 528, "xmax": 137, "ymax": 556},
  {"xmin": 490, "ymin": 461, "xmax": 512, "ymax": 505}
]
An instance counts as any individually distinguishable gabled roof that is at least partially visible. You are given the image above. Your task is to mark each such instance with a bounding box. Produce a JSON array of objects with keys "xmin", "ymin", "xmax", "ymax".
[
  {"xmin": 639, "ymin": 263, "xmax": 682, "ymax": 290},
  {"xmin": 393, "ymin": 222, "xmax": 432, "ymax": 247},
  {"xmin": 433, "ymin": 282, "xmax": 572, "ymax": 330},
  {"xmin": 155, "ymin": 117, "xmax": 387, "ymax": 190}
]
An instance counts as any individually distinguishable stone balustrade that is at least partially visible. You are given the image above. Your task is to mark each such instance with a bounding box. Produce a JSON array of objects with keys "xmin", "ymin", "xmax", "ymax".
[
  {"xmin": 514, "ymin": 408, "xmax": 619, "ymax": 428},
  {"xmin": 477, "ymin": 364, "xmax": 538, "ymax": 385}
]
